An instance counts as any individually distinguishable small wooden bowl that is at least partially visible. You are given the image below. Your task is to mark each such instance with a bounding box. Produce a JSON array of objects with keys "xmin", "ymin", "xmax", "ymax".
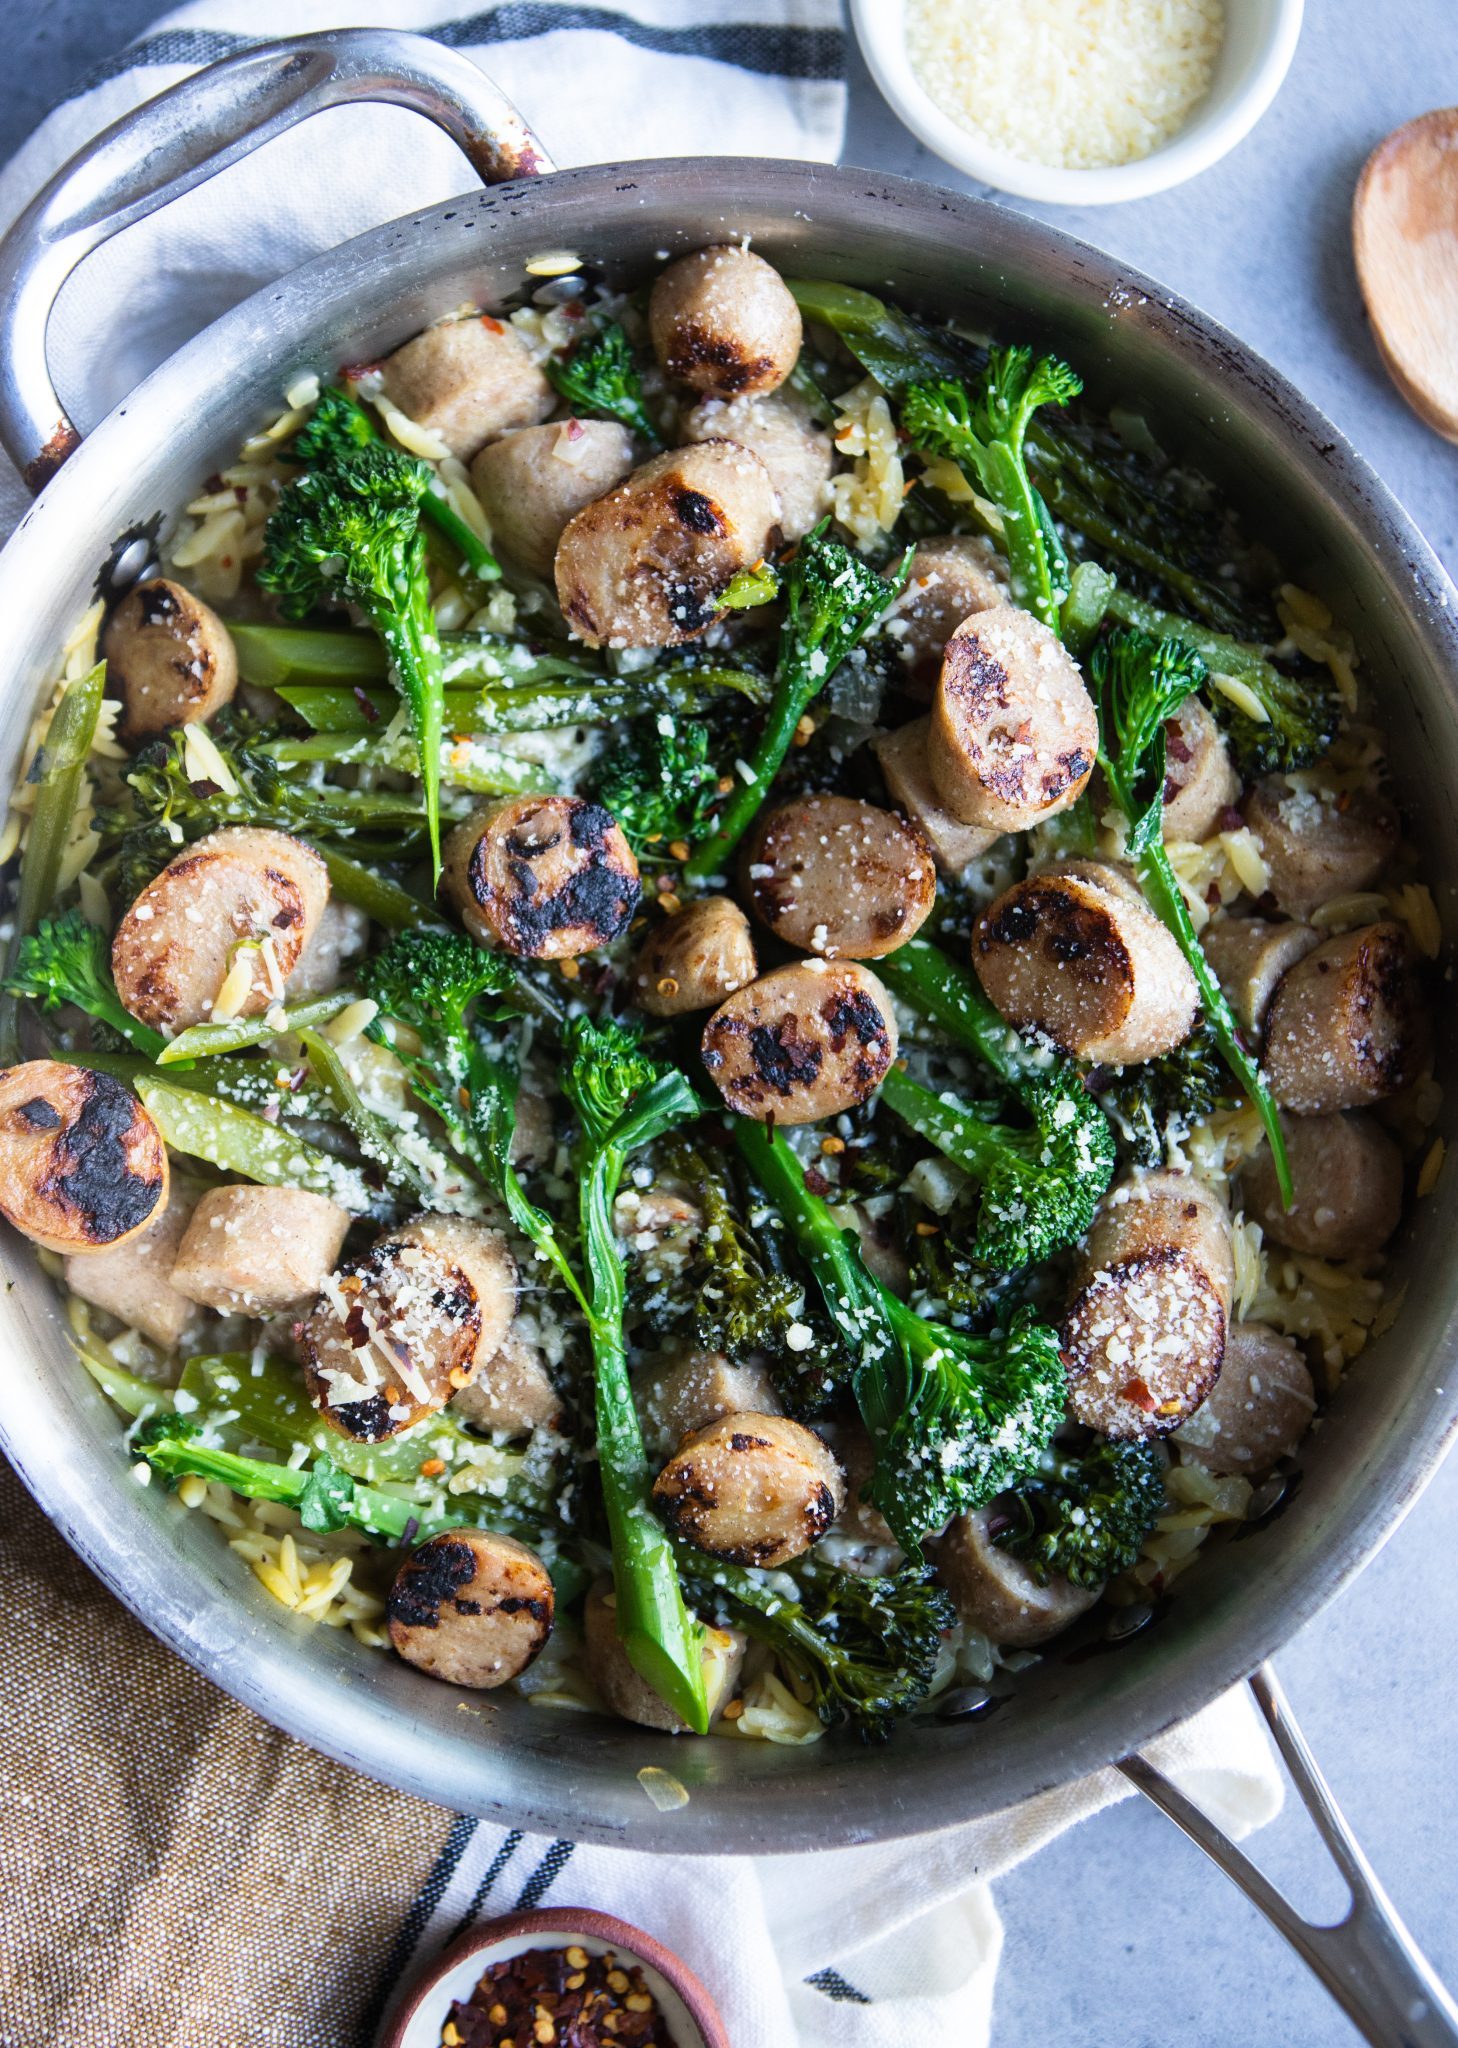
[{"xmin": 379, "ymin": 1906, "xmax": 731, "ymax": 2048}]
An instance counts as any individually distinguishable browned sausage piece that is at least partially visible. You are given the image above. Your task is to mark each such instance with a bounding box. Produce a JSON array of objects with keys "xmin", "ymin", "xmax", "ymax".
[
  {"xmin": 682, "ymin": 388, "xmax": 832, "ymax": 538},
  {"xmin": 1244, "ymin": 776, "xmax": 1400, "ymax": 919},
  {"xmin": 112, "ymin": 826, "xmax": 329, "ymax": 1034},
  {"xmin": 631, "ymin": 896, "xmax": 757, "ymax": 1017},
  {"xmin": 554, "ymin": 440, "xmax": 781, "ymax": 648},
  {"xmin": 973, "ymin": 858, "xmax": 1198, "ymax": 1066},
  {"xmin": 584, "ymin": 1579, "xmax": 747, "ymax": 1731},
  {"xmin": 1200, "ymin": 916, "xmax": 1319, "ymax": 1040},
  {"xmin": 741, "ymin": 795, "xmax": 937, "ymax": 960},
  {"xmin": 652, "ymin": 1411, "xmax": 846, "ymax": 1566},
  {"xmin": 65, "ymin": 1174, "xmax": 201, "ymax": 1347},
  {"xmin": 378, "ymin": 315, "xmax": 553, "ymax": 460},
  {"xmin": 1263, "ymin": 922, "xmax": 1426, "ymax": 1113},
  {"xmin": 450, "ymin": 1323, "xmax": 563, "ymax": 1436},
  {"xmin": 170, "ymin": 1185, "xmax": 351, "ymax": 1314},
  {"xmin": 929, "ymin": 607, "xmax": 1098, "ymax": 832},
  {"xmin": 1174, "ymin": 1322, "xmax": 1316, "ymax": 1477},
  {"xmin": 298, "ymin": 1215, "xmax": 516, "ymax": 1441},
  {"xmin": 441, "ymin": 795, "xmax": 641, "ymax": 959},
  {"xmin": 701, "ymin": 959, "xmax": 899, "ymax": 1123},
  {"xmin": 639, "ymin": 1349, "xmax": 782, "ymax": 1451},
  {"xmin": 873, "ymin": 716, "xmax": 1001, "ymax": 876},
  {"xmin": 1241, "ymin": 1111, "xmax": 1404, "ymax": 1260},
  {"xmin": 885, "ymin": 534, "xmax": 1008, "ymax": 691},
  {"xmin": 104, "ymin": 579, "xmax": 237, "ymax": 743},
  {"xmin": 1161, "ymin": 699, "xmax": 1240, "ymax": 843},
  {"xmin": 648, "ymin": 245, "xmax": 800, "ymax": 398},
  {"xmin": 0, "ymin": 1062, "xmax": 167, "ymax": 1256},
  {"xmin": 469, "ymin": 419, "xmax": 637, "ymax": 577},
  {"xmin": 934, "ymin": 1505, "xmax": 1103, "ymax": 1647},
  {"xmin": 388, "ymin": 1529, "xmax": 554, "ymax": 1688},
  {"xmin": 1062, "ymin": 1171, "xmax": 1235, "ymax": 1438}
]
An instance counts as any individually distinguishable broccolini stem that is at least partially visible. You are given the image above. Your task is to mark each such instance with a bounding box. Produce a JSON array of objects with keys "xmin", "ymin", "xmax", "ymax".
[
  {"xmin": 262, "ymin": 729, "xmax": 553, "ymax": 798},
  {"xmin": 135, "ymin": 1075, "xmax": 381, "ymax": 1216},
  {"xmin": 276, "ymin": 668, "xmax": 766, "ymax": 739},
  {"xmin": 368, "ymin": 596, "xmax": 445, "ymax": 884},
  {"xmin": 1060, "ymin": 560, "xmax": 1117, "ymax": 656},
  {"xmin": 421, "ymin": 485, "xmax": 500, "ymax": 583},
  {"xmin": 1104, "ymin": 585, "xmax": 1284, "ymax": 701},
  {"xmin": 874, "ymin": 940, "xmax": 1023, "ymax": 1084},
  {"xmin": 230, "ymin": 623, "xmax": 589, "ymax": 693},
  {"xmin": 878, "ymin": 1065, "xmax": 1015, "ymax": 1179},
  {"xmin": 157, "ymin": 991, "xmax": 352, "ymax": 1067},
  {"xmin": 318, "ymin": 849, "xmax": 435, "ymax": 930}
]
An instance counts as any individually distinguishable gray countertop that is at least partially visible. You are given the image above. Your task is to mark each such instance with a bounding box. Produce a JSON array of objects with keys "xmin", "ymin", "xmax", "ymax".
[{"xmin": 5, "ymin": 6, "xmax": 1458, "ymax": 2043}]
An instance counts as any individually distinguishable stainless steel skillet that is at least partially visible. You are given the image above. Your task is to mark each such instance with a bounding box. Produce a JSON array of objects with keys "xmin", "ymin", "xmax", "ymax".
[{"xmin": 0, "ymin": 30, "xmax": 1455, "ymax": 2040}]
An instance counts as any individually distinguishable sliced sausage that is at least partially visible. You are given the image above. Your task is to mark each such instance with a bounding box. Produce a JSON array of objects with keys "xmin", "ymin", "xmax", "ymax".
[
  {"xmin": 65, "ymin": 1174, "xmax": 201, "ymax": 1348},
  {"xmin": 929, "ymin": 607, "xmax": 1097, "ymax": 832},
  {"xmin": 652, "ymin": 1411, "xmax": 846, "ymax": 1566},
  {"xmin": 741, "ymin": 794, "xmax": 937, "ymax": 960},
  {"xmin": 826, "ymin": 1419, "xmax": 896, "ymax": 1547},
  {"xmin": 378, "ymin": 315, "xmax": 553, "ymax": 461},
  {"xmin": 1062, "ymin": 1171, "xmax": 1235, "ymax": 1438},
  {"xmin": 0, "ymin": 1062, "xmax": 166, "ymax": 1256},
  {"xmin": 631, "ymin": 896, "xmax": 757, "ymax": 1017},
  {"xmin": 682, "ymin": 388, "xmax": 831, "ymax": 539},
  {"xmin": 873, "ymin": 716, "xmax": 1001, "ymax": 876},
  {"xmin": 388, "ymin": 1529, "xmax": 554, "ymax": 1688},
  {"xmin": 441, "ymin": 794, "xmax": 641, "ymax": 959},
  {"xmin": 450, "ymin": 1323, "xmax": 562, "ymax": 1436},
  {"xmin": 1241, "ymin": 1111, "xmax": 1404, "ymax": 1261},
  {"xmin": 851, "ymin": 1202, "xmax": 911, "ymax": 1297},
  {"xmin": 103, "ymin": 579, "xmax": 237, "ymax": 743},
  {"xmin": 885, "ymin": 534, "xmax": 1008, "ymax": 691},
  {"xmin": 170, "ymin": 1184, "xmax": 350, "ymax": 1314},
  {"xmin": 1201, "ymin": 916, "xmax": 1319, "ymax": 1040},
  {"xmin": 1244, "ymin": 776, "xmax": 1400, "ymax": 920},
  {"xmin": 613, "ymin": 1186, "xmax": 703, "ymax": 1278},
  {"xmin": 288, "ymin": 899, "xmax": 370, "ymax": 999},
  {"xmin": 112, "ymin": 826, "xmax": 329, "ymax": 1033},
  {"xmin": 554, "ymin": 440, "xmax": 781, "ymax": 648},
  {"xmin": 584, "ymin": 1578, "xmax": 747, "ymax": 1732},
  {"xmin": 701, "ymin": 959, "xmax": 899, "ymax": 1123},
  {"xmin": 639, "ymin": 1349, "xmax": 782, "ymax": 1451},
  {"xmin": 298, "ymin": 1215, "xmax": 516, "ymax": 1441},
  {"xmin": 1161, "ymin": 699, "xmax": 1240, "ymax": 843},
  {"xmin": 469, "ymin": 418, "xmax": 637, "ymax": 577},
  {"xmin": 648, "ymin": 245, "xmax": 800, "ymax": 398},
  {"xmin": 1174, "ymin": 1321, "xmax": 1316, "ymax": 1477},
  {"xmin": 934, "ymin": 1505, "xmax": 1103, "ymax": 1648},
  {"xmin": 1263, "ymin": 922, "xmax": 1426, "ymax": 1113},
  {"xmin": 974, "ymin": 858, "xmax": 1198, "ymax": 1066}
]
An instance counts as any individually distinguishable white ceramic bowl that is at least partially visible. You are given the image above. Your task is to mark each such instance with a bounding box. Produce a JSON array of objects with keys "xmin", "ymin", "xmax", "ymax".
[{"xmin": 850, "ymin": 0, "xmax": 1305, "ymax": 205}]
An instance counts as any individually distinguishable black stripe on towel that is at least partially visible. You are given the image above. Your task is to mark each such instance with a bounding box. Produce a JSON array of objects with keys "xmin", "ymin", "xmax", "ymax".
[
  {"xmin": 356, "ymin": 1811, "xmax": 479, "ymax": 2047},
  {"xmin": 515, "ymin": 1837, "xmax": 577, "ymax": 1909},
  {"xmin": 805, "ymin": 1965, "xmax": 872, "ymax": 2004},
  {"xmin": 444, "ymin": 1826, "xmax": 525, "ymax": 1947}
]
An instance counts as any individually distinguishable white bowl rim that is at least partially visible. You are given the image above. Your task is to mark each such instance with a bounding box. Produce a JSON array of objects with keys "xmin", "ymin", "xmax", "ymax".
[{"xmin": 849, "ymin": 0, "xmax": 1307, "ymax": 205}]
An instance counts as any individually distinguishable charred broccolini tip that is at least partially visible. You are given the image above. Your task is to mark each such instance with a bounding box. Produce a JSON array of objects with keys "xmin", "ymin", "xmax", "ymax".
[
  {"xmin": 3, "ymin": 906, "xmax": 164, "ymax": 1059},
  {"xmin": 1094, "ymin": 1023, "xmax": 1238, "ymax": 1169},
  {"xmin": 994, "ymin": 1437, "xmax": 1167, "ymax": 1589},
  {"xmin": 544, "ymin": 321, "xmax": 660, "ymax": 444}
]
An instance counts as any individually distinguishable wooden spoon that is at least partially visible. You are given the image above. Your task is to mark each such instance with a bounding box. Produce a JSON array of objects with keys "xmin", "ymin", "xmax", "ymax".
[{"xmin": 1353, "ymin": 108, "xmax": 1458, "ymax": 444}]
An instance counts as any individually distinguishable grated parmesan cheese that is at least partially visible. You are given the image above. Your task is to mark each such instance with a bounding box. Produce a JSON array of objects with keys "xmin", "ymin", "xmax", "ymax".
[{"xmin": 905, "ymin": 0, "xmax": 1225, "ymax": 173}]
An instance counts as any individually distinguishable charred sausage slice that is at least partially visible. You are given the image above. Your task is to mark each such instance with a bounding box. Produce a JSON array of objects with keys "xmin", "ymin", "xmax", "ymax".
[
  {"xmin": 1263, "ymin": 921, "xmax": 1426, "ymax": 1113},
  {"xmin": 648, "ymin": 245, "xmax": 800, "ymax": 398},
  {"xmin": 651, "ymin": 1411, "xmax": 846, "ymax": 1566},
  {"xmin": 584, "ymin": 1579, "xmax": 747, "ymax": 1732},
  {"xmin": 885, "ymin": 534, "xmax": 1008, "ymax": 690},
  {"xmin": 378, "ymin": 315, "xmax": 553, "ymax": 460},
  {"xmin": 929, "ymin": 607, "xmax": 1097, "ymax": 832},
  {"xmin": 1200, "ymin": 916, "xmax": 1319, "ymax": 1040},
  {"xmin": 170, "ymin": 1184, "xmax": 350, "ymax": 1314},
  {"xmin": 1241, "ymin": 1110, "xmax": 1404, "ymax": 1260},
  {"xmin": 450, "ymin": 1324, "xmax": 563, "ymax": 1436},
  {"xmin": 1161, "ymin": 699, "xmax": 1240, "ymax": 843},
  {"xmin": 441, "ymin": 795, "xmax": 641, "ymax": 959},
  {"xmin": 1174, "ymin": 1321, "xmax": 1316, "ymax": 1478},
  {"xmin": 631, "ymin": 896, "xmax": 757, "ymax": 1017},
  {"xmin": 1062, "ymin": 1171, "xmax": 1235, "ymax": 1438},
  {"xmin": 112, "ymin": 826, "xmax": 329, "ymax": 1033},
  {"xmin": 469, "ymin": 418, "xmax": 637, "ymax": 577},
  {"xmin": 934, "ymin": 1504, "xmax": 1103, "ymax": 1647},
  {"xmin": 682, "ymin": 387, "xmax": 832, "ymax": 539},
  {"xmin": 65, "ymin": 1174, "xmax": 201, "ymax": 1347},
  {"xmin": 874, "ymin": 716, "xmax": 1001, "ymax": 876},
  {"xmin": 388, "ymin": 1529, "xmax": 554, "ymax": 1688},
  {"xmin": 1244, "ymin": 776, "xmax": 1400, "ymax": 919},
  {"xmin": 103, "ymin": 579, "xmax": 238, "ymax": 743},
  {"xmin": 741, "ymin": 794, "xmax": 937, "ymax": 960},
  {"xmin": 0, "ymin": 1061, "xmax": 167, "ymax": 1256},
  {"xmin": 973, "ymin": 857, "xmax": 1198, "ymax": 1066},
  {"xmin": 701, "ymin": 959, "xmax": 899, "ymax": 1123}
]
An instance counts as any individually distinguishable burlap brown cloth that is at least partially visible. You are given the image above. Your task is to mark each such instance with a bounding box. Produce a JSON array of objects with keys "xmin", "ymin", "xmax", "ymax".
[{"xmin": 0, "ymin": 1455, "xmax": 455, "ymax": 2048}]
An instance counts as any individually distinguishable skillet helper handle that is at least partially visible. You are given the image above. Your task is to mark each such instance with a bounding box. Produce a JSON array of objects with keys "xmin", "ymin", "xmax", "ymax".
[
  {"xmin": 0, "ymin": 26, "xmax": 555, "ymax": 490},
  {"xmin": 1120, "ymin": 1663, "xmax": 1458, "ymax": 2046}
]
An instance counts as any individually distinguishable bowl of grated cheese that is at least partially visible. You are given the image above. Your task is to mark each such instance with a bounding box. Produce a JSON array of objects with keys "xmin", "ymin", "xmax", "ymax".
[{"xmin": 851, "ymin": 0, "xmax": 1305, "ymax": 205}]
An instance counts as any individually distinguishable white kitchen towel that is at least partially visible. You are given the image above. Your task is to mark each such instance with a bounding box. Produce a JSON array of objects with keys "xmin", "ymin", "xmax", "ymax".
[{"xmin": 0, "ymin": 8, "xmax": 1285, "ymax": 2044}]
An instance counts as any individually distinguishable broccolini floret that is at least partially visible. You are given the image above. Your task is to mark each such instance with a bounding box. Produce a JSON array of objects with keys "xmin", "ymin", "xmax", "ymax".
[
  {"xmin": 4, "ymin": 907, "xmax": 164, "ymax": 1058},
  {"xmin": 1094, "ymin": 1023, "xmax": 1238, "ymax": 1169},
  {"xmin": 545, "ymin": 322, "xmax": 658, "ymax": 443},
  {"xmin": 994, "ymin": 1437, "xmax": 1166, "ymax": 1588},
  {"xmin": 593, "ymin": 714, "xmax": 721, "ymax": 852}
]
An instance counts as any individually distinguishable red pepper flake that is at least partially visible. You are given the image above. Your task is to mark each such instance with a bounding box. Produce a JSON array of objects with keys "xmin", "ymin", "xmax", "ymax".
[
  {"xmin": 1217, "ymin": 805, "xmax": 1244, "ymax": 832},
  {"xmin": 1120, "ymin": 1376, "xmax": 1159, "ymax": 1414},
  {"xmin": 442, "ymin": 1943, "xmax": 673, "ymax": 2046},
  {"xmin": 352, "ymin": 684, "xmax": 381, "ymax": 724},
  {"xmin": 338, "ymin": 359, "xmax": 383, "ymax": 381},
  {"xmin": 804, "ymin": 1165, "xmax": 831, "ymax": 1198},
  {"xmin": 480, "ymin": 314, "xmax": 506, "ymax": 335},
  {"xmin": 565, "ymin": 418, "xmax": 586, "ymax": 441}
]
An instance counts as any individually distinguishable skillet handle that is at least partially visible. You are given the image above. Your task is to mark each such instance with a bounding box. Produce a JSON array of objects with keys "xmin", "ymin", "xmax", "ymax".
[
  {"xmin": 1120, "ymin": 1662, "xmax": 1458, "ymax": 2046},
  {"xmin": 0, "ymin": 26, "xmax": 556, "ymax": 491}
]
